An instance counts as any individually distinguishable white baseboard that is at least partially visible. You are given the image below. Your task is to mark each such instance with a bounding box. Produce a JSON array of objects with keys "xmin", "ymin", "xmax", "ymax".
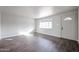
[
  {"xmin": 0, "ymin": 34, "xmax": 20, "ymax": 39},
  {"xmin": 35, "ymin": 32, "xmax": 78, "ymax": 41},
  {"xmin": 36, "ymin": 32, "xmax": 61, "ymax": 37}
]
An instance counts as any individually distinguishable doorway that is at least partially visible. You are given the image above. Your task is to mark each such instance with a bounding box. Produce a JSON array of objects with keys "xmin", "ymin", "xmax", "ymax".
[{"xmin": 61, "ymin": 10, "xmax": 78, "ymax": 40}]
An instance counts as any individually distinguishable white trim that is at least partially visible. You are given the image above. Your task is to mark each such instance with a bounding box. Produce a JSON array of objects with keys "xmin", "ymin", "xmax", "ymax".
[
  {"xmin": 78, "ymin": 8, "xmax": 79, "ymax": 43},
  {"xmin": 36, "ymin": 31, "xmax": 61, "ymax": 37},
  {"xmin": 36, "ymin": 32, "xmax": 78, "ymax": 41},
  {"xmin": 0, "ymin": 34, "xmax": 20, "ymax": 39}
]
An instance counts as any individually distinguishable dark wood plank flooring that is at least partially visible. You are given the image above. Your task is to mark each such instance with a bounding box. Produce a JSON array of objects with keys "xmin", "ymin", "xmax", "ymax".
[{"xmin": 0, "ymin": 33, "xmax": 79, "ymax": 52}]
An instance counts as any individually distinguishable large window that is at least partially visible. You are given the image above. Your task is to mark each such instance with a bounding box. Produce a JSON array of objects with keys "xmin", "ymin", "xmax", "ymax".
[{"xmin": 39, "ymin": 22, "xmax": 52, "ymax": 28}]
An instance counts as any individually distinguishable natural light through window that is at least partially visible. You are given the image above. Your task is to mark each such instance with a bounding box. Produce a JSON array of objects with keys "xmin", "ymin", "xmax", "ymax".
[{"xmin": 39, "ymin": 22, "xmax": 52, "ymax": 28}]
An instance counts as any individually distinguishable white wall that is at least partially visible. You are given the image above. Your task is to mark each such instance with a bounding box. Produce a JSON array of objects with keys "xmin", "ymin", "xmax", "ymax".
[
  {"xmin": 36, "ymin": 15, "xmax": 61, "ymax": 37},
  {"xmin": 1, "ymin": 12, "xmax": 35, "ymax": 38},
  {"xmin": 78, "ymin": 8, "xmax": 79, "ymax": 42},
  {"xmin": 36, "ymin": 9, "xmax": 78, "ymax": 41},
  {"xmin": 0, "ymin": 12, "xmax": 1, "ymax": 38}
]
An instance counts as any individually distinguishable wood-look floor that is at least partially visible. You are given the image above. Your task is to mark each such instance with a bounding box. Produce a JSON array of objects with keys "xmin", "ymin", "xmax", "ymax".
[{"xmin": 0, "ymin": 33, "xmax": 79, "ymax": 52}]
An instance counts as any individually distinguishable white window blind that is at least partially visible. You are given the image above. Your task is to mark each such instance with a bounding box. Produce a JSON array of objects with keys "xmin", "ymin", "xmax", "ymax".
[{"xmin": 39, "ymin": 22, "xmax": 52, "ymax": 28}]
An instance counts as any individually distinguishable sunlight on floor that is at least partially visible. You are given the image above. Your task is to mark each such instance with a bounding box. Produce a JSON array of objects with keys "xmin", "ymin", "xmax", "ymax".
[{"xmin": 18, "ymin": 28, "xmax": 34, "ymax": 36}]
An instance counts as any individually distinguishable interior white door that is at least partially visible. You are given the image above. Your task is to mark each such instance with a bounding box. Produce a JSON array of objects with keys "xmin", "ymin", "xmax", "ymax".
[{"xmin": 61, "ymin": 10, "xmax": 78, "ymax": 40}]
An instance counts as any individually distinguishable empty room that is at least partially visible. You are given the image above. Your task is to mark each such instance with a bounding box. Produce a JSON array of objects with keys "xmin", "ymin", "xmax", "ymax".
[{"xmin": 0, "ymin": 6, "xmax": 79, "ymax": 52}]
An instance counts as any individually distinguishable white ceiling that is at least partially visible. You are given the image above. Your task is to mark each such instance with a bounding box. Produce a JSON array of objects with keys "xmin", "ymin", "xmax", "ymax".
[{"xmin": 0, "ymin": 6, "xmax": 78, "ymax": 18}]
